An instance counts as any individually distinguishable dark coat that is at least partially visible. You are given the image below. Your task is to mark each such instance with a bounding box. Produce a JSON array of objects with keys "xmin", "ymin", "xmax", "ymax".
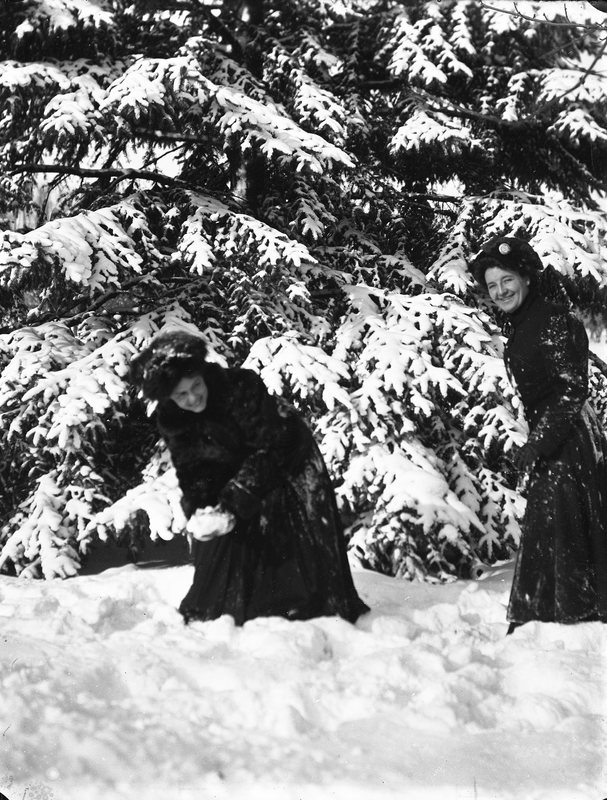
[
  {"xmin": 157, "ymin": 363, "xmax": 369, "ymax": 625},
  {"xmin": 505, "ymin": 291, "xmax": 607, "ymax": 623}
]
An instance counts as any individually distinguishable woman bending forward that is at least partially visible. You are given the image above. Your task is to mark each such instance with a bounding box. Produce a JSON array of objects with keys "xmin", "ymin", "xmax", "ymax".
[{"xmin": 130, "ymin": 331, "xmax": 369, "ymax": 626}]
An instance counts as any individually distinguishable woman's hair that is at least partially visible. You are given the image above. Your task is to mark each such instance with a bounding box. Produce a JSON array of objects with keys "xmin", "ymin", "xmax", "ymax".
[
  {"xmin": 469, "ymin": 235, "xmax": 576, "ymax": 309},
  {"xmin": 129, "ymin": 330, "xmax": 208, "ymax": 402}
]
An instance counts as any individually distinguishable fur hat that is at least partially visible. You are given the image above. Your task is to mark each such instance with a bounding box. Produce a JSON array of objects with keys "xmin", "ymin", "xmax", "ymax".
[
  {"xmin": 469, "ymin": 237, "xmax": 544, "ymax": 287},
  {"xmin": 129, "ymin": 330, "xmax": 208, "ymax": 402}
]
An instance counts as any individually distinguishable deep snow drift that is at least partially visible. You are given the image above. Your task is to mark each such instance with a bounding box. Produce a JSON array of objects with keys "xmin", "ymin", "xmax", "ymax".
[{"xmin": 0, "ymin": 546, "xmax": 604, "ymax": 800}]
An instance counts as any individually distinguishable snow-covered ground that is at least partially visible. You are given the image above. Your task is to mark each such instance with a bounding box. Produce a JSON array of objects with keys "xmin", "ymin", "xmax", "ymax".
[{"xmin": 0, "ymin": 544, "xmax": 604, "ymax": 800}]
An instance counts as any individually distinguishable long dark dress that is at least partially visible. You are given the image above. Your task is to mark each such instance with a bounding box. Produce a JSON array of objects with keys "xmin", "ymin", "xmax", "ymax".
[
  {"xmin": 156, "ymin": 363, "xmax": 369, "ymax": 625},
  {"xmin": 505, "ymin": 290, "xmax": 607, "ymax": 623}
]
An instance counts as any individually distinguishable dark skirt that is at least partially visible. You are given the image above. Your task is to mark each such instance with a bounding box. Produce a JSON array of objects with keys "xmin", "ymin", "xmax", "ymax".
[
  {"xmin": 508, "ymin": 403, "xmax": 607, "ymax": 623},
  {"xmin": 179, "ymin": 444, "xmax": 369, "ymax": 625}
]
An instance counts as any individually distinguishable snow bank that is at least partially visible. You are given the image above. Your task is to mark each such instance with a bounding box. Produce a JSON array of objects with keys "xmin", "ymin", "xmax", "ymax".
[{"xmin": 0, "ymin": 561, "xmax": 604, "ymax": 800}]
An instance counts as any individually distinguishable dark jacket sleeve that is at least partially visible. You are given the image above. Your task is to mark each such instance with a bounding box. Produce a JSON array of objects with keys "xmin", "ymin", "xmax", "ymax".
[
  {"xmin": 218, "ymin": 369, "xmax": 309, "ymax": 520},
  {"xmin": 527, "ymin": 312, "xmax": 589, "ymax": 458},
  {"xmin": 163, "ymin": 431, "xmax": 217, "ymax": 518}
]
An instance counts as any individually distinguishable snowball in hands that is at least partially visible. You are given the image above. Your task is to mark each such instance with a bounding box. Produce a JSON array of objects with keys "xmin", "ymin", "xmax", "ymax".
[{"xmin": 186, "ymin": 506, "xmax": 236, "ymax": 540}]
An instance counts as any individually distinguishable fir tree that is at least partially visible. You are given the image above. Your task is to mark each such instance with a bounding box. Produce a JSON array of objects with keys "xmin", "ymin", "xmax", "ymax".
[{"xmin": 0, "ymin": 0, "xmax": 606, "ymax": 579}]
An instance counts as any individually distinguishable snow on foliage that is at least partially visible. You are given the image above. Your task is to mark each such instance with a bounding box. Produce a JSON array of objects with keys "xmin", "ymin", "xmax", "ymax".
[
  {"xmin": 539, "ymin": 67, "xmax": 607, "ymax": 106},
  {"xmin": 0, "ymin": 472, "xmax": 83, "ymax": 579},
  {"xmin": 246, "ymin": 335, "xmax": 351, "ymax": 409},
  {"xmin": 88, "ymin": 451, "xmax": 187, "ymax": 545},
  {"xmin": 426, "ymin": 202, "xmax": 477, "ymax": 296},
  {"xmin": 265, "ymin": 46, "xmax": 351, "ymax": 144},
  {"xmin": 550, "ymin": 108, "xmax": 607, "ymax": 146},
  {"xmin": 391, "ymin": 107, "xmax": 475, "ymax": 154},
  {"xmin": 0, "ymin": 204, "xmax": 149, "ymax": 288},
  {"xmin": 180, "ymin": 193, "xmax": 316, "ymax": 269},
  {"xmin": 0, "ymin": 61, "xmax": 71, "ymax": 92},
  {"xmin": 19, "ymin": 0, "xmax": 114, "ymax": 32},
  {"xmin": 247, "ymin": 288, "xmax": 526, "ymax": 579},
  {"xmin": 0, "ymin": 323, "xmax": 133, "ymax": 577},
  {"xmin": 99, "ymin": 54, "xmax": 354, "ymax": 172},
  {"xmin": 477, "ymin": 195, "xmax": 607, "ymax": 282},
  {"xmin": 387, "ymin": 15, "xmax": 473, "ymax": 85},
  {"xmin": 0, "ymin": 0, "xmax": 606, "ymax": 580}
]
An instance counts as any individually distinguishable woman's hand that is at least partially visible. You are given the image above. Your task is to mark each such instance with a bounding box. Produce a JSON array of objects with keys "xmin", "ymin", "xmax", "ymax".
[{"xmin": 186, "ymin": 506, "xmax": 236, "ymax": 541}]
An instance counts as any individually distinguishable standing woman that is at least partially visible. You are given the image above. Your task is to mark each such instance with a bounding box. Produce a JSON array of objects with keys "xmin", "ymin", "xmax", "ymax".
[
  {"xmin": 470, "ymin": 237, "xmax": 607, "ymax": 630},
  {"xmin": 129, "ymin": 330, "xmax": 369, "ymax": 626}
]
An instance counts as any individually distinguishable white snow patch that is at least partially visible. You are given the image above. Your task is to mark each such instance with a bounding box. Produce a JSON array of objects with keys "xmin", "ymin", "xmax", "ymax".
[{"xmin": 0, "ymin": 562, "xmax": 604, "ymax": 800}]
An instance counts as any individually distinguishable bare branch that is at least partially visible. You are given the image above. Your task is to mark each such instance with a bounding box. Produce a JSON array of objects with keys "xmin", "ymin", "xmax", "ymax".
[
  {"xmin": 480, "ymin": 1, "xmax": 606, "ymax": 31},
  {"xmin": 400, "ymin": 192, "xmax": 463, "ymax": 204},
  {"xmin": 132, "ymin": 128, "xmax": 213, "ymax": 146},
  {"xmin": 360, "ymin": 79, "xmax": 405, "ymax": 90},
  {"xmin": 24, "ymin": 274, "xmax": 160, "ymax": 328},
  {"xmin": 8, "ymin": 163, "xmax": 189, "ymax": 188},
  {"xmin": 406, "ymin": 91, "xmax": 515, "ymax": 131},
  {"xmin": 7, "ymin": 163, "xmax": 249, "ymax": 210},
  {"xmin": 532, "ymin": 35, "xmax": 607, "ymax": 115}
]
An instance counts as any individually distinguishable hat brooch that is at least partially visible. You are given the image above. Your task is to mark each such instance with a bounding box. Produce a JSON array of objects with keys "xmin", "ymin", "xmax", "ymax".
[{"xmin": 498, "ymin": 243, "xmax": 511, "ymax": 255}]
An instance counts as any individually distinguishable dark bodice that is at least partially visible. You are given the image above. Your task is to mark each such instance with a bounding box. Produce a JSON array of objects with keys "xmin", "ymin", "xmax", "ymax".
[
  {"xmin": 504, "ymin": 291, "xmax": 589, "ymax": 459},
  {"xmin": 156, "ymin": 364, "xmax": 312, "ymax": 518}
]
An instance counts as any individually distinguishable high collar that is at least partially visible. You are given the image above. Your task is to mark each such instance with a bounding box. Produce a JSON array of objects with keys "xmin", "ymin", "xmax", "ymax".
[{"xmin": 507, "ymin": 287, "xmax": 540, "ymax": 328}]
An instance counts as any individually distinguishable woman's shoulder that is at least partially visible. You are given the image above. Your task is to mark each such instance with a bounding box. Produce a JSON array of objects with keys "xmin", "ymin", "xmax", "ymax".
[
  {"xmin": 536, "ymin": 297, "xmax": 587, "ymax": 349},
  {"xmin": 536, "ymin": 296, "xmax": 582, "ymax": 327},
  {"xmin": 206, "ymin": 364, "xmax": 270, "ymax": 415},
  {"xmin": 210, "ymin": 364, "xmax": 264, "ymax": 393},
  {"xmin": 534, "ymin": 294, "xmax": 561, "ymax": 317}
]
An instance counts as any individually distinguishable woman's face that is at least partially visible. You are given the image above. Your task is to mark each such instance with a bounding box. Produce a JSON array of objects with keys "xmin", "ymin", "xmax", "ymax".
[
  {"xmin": 170, "ymin": 373, "xmax": 208, "ymax": 413},
  {"xmin": 485, "ymin": 266, "xmax": 530, "ymax": 314}
]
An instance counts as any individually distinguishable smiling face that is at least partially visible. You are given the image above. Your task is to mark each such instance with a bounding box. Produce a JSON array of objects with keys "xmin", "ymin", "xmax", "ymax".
[
  {"xmin": 485, "ymin": 265, "xmax": 530, "ymax": 314},
  {"xmin": 170, "ymin": 373, "xmax": 208, "ymax": 413}
]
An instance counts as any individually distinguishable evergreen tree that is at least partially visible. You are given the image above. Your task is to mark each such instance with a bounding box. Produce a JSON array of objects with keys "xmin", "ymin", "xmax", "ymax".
[{"xmin": 0, "ymin": 0, "xmax": 606, "ymax": 579}]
